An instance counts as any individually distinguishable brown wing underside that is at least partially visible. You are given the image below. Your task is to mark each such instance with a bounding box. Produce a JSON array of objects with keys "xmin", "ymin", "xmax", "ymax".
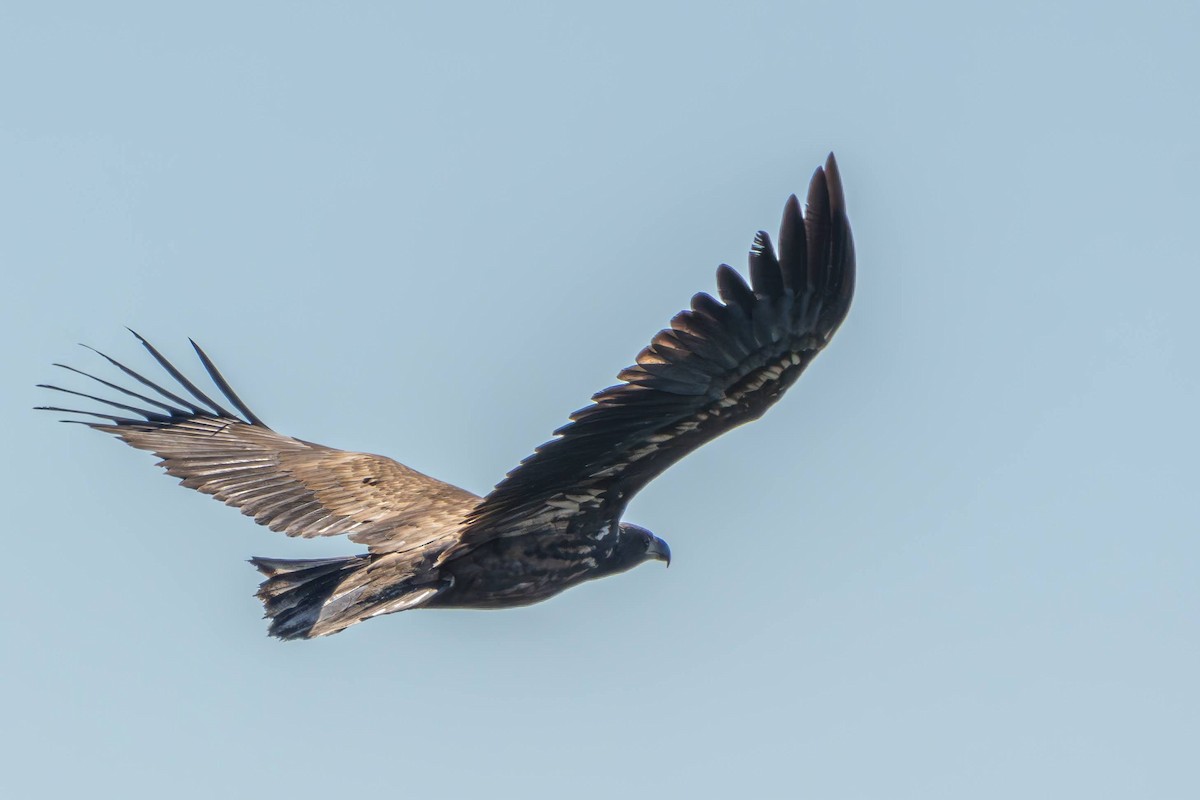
[{"xmin": 41, "ymin": 337, "xmax": 479, "ymax": 554}]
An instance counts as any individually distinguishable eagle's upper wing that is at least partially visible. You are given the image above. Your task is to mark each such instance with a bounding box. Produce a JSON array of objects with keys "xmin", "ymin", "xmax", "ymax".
[
  {"xmin": 40, "ymin": 333, "xmax": 479, "ymax": 552},
  {"xmin": 456, "ymin": 154, "xmax": 854, "ymax": 550}
]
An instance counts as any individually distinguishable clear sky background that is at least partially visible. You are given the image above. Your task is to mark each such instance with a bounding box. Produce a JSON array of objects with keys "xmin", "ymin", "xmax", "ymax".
[{"xmin": 2, "ymin": 2, "xmax": 1197, "ymax": 798}]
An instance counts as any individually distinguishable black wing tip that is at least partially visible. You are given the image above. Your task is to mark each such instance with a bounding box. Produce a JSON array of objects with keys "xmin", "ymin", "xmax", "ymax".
[
  {"xmin": 42, "ymin": 332, "xmax": 269, "ymax": 431},
  {"xmin": 32, "ymin": 406, "xmax": 107, "ymax": 426},
  {"xmin": 125, "ymin": 327, "xmax": 152, "ymax": 348},
  {"xmin": 751, "ymin": 228, "xmax": 775, "ymax": 255},
  {"xmin": 807, "ymin": 165, "xmax": 829, "ymax": 208},
  {"xmin": 34, "ymin": 405, "xmax": 139, "ymax": 425},
  {"xmin": 715, "ymin": 154, "xmax": 848, "ymax": 309},
  {"xmin": 131, "ymin": 333, "xmax": 236, "ymax": 417},
  {"xmin": 188, "ymin": 338, "xmax": 268, "ymax": 427},
  {"xmin": 812, "ymin": 153, "xmax": 854, "ymax": 331},
  {"xmin": 822, "ymin": 153, "xmax": 846, "ymax": 216}
]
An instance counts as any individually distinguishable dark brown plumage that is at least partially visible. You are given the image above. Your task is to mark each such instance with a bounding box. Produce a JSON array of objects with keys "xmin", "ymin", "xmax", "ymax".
[{"xmin": 39, "ymin": 154, "xmax": 856, "ymax": 639}]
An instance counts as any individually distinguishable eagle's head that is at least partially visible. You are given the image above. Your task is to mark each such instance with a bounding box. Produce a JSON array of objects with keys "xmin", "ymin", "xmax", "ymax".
[{"xmin": 609, "ymin": 522, "xmax": 671, "ymax": 571}]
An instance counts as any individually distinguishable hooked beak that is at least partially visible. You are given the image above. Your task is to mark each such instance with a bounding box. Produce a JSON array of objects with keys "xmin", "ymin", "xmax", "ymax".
[{"xmin": 647, "ymin": 536, "xmax": 671, "ymax": 567}]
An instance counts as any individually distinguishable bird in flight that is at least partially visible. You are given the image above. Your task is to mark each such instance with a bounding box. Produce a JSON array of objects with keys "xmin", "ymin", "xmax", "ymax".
[{"xmin": 40, "ymin": 154, "xmax": 855, "ymax": 640}]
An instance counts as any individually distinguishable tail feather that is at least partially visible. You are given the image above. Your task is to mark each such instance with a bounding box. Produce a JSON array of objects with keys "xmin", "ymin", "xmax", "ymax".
[
  {"xmin": 249, "ymin": 555, "xmax": 445, "ymax": 640},
  {"xmin": 250, "ymin": 555, "xmax": 369, "ymax": 640}
]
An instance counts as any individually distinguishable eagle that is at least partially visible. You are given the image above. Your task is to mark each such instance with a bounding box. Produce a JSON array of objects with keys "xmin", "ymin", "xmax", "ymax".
[{"xmin": 39, "ymin": 154, "xmax": 855, "ymax": 640}]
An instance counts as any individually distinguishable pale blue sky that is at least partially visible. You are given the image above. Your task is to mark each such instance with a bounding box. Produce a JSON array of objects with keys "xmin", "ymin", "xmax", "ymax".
[{"xmin": 3, "ymin": 2, "xmax": 1197, "ymax": 798}]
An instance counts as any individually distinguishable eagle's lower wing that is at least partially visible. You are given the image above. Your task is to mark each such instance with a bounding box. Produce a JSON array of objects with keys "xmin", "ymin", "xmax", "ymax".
[
  {"xmin": 458, "ymin": 154, "xmax": 854, "ymax": 550},
  {"xmin": 40, "ymin": 333, "xmax": 479, "ymax": 551}
]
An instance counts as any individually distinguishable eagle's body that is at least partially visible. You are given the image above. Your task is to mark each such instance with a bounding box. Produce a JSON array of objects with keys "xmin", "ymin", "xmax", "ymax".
[
  {"xmin": 432, "ymin": 521, "xmax": 661, "ymax": 610},
  {"xmin": 40, "ymin": 154, "xmax": 855, "ymax": 639}
]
